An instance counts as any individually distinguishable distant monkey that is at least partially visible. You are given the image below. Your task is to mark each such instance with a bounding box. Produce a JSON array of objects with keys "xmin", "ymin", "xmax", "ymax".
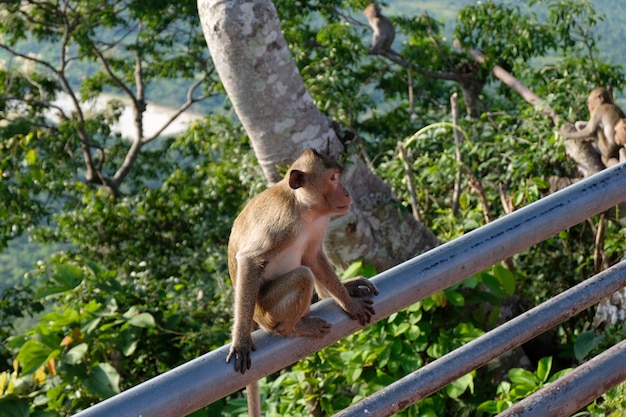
[
  {"xmin": 227, "ymin": 149, "xmax": 379, "ymax": 416},
  {"xmin": 613, "ymin": 118, "xmax": 626, "ymax": 164},
  {"xmin": 560, "ymin": 87, "xmax": 625, "ymax": 167},
  {"xmin": 364, "ymin": 3, "xmax": 396, "ymax": 55}
]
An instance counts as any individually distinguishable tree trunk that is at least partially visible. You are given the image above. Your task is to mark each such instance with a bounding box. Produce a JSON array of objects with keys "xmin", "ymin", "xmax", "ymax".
[{"xmin": 198, "ymin": 0, "xmax": 439, "ymax": 272}]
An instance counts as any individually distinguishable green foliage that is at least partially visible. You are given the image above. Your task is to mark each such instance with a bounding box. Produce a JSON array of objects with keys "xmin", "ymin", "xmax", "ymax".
[
  {"xmin": 264, "ymin": 264, "xmax": 520, "ymax": 415},
  {"xmin": 2, "ymin": 0, "xmax": 626, "ymax": 416},
  {"xmin": 0, "ymin": 115, "xmax": 262, "ymax": 415},
  {"xmin": 478, "ymin": 357, "xmax": 573, "ymax": 414},
  {"xmin": 3, "ymin": 261, "xmax": 140, "ymax": 414},
  {"xmin": 584, "ymin": 381, "xmax": 626, "ymax": 417},
  {"xmin": 0, "ymin": 0, "xmax": 220, "ymax": 248},
  {"xmin": 456, "ymin": 1, "xmax": 557, "ymax": 69}
]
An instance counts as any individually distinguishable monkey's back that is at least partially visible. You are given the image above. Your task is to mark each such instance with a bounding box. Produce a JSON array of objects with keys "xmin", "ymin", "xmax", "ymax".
[{"xmin": 228, "ymin": 180, "xmax": 301, "ymax": 282}]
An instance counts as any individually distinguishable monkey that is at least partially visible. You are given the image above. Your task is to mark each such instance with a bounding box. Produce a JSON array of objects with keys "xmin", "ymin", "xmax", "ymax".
[
  {"xmin": 226, "ymin": 148, "xmax": 379, "ymax": 416},
  {"xmin": 613, "ymin": 118, "xmax": 626, "ymax": 165},
  {"xmin": 560, "ymin": 87, "xmax": 625, "ymax": 168},
  {"xmin": 363, "ymin": 3, "xmax": 396, "ymax": 55}
]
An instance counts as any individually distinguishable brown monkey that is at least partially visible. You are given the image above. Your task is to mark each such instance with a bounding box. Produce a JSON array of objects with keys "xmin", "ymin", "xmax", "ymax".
[
  {"xmin": 364, "ymin": 3, "xmax": 395, "ymax": 55},
  {"xmin": 560, "ymin": 87, "xmax": 625, "ymax": 167},
  {"xmin": 227, "ymin": 149, "xmax": 379, "ymax": 416},
  {"xmin": 613, "ymin": 118, "xmax": 626, "ymax": 164}
]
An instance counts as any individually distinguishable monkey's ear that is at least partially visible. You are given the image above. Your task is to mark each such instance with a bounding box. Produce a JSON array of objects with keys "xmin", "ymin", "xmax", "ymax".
[{"xmin": 288, "ymin": 170, "xmax": 307, "ymax": 189}]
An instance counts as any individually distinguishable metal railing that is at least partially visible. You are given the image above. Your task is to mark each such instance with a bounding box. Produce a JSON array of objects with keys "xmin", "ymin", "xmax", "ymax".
[{"xmin": 73, "ymin": 162, "xmax": 626, "ymax": 417}]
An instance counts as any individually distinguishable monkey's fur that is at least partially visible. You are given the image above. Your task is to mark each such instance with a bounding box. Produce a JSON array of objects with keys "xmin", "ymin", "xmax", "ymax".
[
  {"xmin": 226, "ymin": 149, "xmax": 379, "ymax": 416},
  {"xmin": 364, "ymin": 3, "xmax": 395, "ymax": 55},
  {"xmin": 613, "ymin": 118, "xmax": 626, "ymax": 164},
  {"xmin": 561, "ymin": 87, "xmax": 626, "ymax": 167}
]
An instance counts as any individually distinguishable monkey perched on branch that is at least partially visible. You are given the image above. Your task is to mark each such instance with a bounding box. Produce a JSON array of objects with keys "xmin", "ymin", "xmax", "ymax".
[
  {"xmin": 560, "ymin": 87, "xmax": 625, "ymax": 168},
  {"xmin": 363, "ymin": 3, "xmax": 396, "ymax": 55},
  {"xmin": 226, "ymin": 149, "xmax": 379, "ymax": 416}
]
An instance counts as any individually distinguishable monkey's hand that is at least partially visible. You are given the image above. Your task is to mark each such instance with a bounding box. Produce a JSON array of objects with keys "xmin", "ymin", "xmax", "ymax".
[
  {"xmin": 560, "ymin": 123, "xmax": 594, "ymax": 140},
  {"xmin": 344, "ymin": 297, "xmax": 376, "ymax": 326},
  {"xmin": 343, "ymin": 277, "xmax": 379, "ymax": 297},
  {"xmin": 226, "ymin": 337, "xmax": 256, "ymax": 374},
  {"xmin": 559, "ymin": 123, "xmax": 578, "ymax": 137}
]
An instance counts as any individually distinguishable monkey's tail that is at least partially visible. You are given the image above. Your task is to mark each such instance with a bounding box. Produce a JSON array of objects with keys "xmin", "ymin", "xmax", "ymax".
[{"xmin": 246, "ymin": 382, "xmax": 261, "ymax": 417}]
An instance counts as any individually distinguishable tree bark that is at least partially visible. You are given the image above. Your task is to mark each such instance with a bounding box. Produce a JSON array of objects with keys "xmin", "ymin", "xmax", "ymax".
[{"xmin": 198, "ymin": 0, "xmax": 439, "ymax": 272}]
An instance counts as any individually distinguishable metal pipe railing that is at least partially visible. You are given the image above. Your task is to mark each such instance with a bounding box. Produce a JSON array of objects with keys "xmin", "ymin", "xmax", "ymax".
[
  {"xmin": 73, "ymin": 163, "xmax": 626, "ymax": 417},
  {"xmin": 334, "ymin": 260, "xmax": 626, "ymax": 417},
  {"xmin": 496, "ymin": 338, "xmax": 626, "ymax": 417}
]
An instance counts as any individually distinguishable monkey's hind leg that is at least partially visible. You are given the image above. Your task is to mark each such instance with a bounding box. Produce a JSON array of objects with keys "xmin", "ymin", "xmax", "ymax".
[{"xmin": 255, "ymin": 266, "xmax": 331, "ymax": 338}]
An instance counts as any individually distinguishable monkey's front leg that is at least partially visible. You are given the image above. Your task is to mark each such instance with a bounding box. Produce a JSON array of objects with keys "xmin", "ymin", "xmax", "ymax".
[
  {"xmin": 560, "ymin": 123, "xmax": 593, "ymax": 142},
  {"xmin": 227, "ymin": 258, "xmax": 261, "ymax": 374}
]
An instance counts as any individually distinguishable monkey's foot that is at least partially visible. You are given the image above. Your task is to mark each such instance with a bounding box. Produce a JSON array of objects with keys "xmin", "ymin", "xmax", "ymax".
[{"xmin": 293, "ymin": 316, "xmax": 331, "ymax": 338}]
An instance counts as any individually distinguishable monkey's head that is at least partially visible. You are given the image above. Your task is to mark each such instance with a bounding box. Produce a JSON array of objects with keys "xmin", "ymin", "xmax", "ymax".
[
  {"xmin": 587, "ymin": 87, "xmax": 613, "ymax": 111},
  {"xmin": 363, "ymin": 3, "xmax": 381, "ymax": 18},
  {"xmin": 287, "ymin": 149, "xmax": 351, "ymax": 215}
]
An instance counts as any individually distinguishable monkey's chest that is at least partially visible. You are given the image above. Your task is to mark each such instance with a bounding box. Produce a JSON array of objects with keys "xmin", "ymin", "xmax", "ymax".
[{"xmin": 262, "ymin": 227, "xmax": 322, "ymax": 281}]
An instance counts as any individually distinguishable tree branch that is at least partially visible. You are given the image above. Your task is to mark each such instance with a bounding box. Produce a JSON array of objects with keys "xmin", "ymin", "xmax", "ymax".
[
  {"xmin": 142, "ymin": 71, "xmax": 214, "ymax": 144},
  {"xmin": 458, "ymin": 42, "xmax": 607, "ymax": 178}
]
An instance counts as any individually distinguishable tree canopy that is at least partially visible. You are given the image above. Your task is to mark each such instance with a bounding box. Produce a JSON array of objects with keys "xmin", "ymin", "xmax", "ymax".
[{"xmin": 1, "ymin": 0, "xmax": 626, "ymax": 416}]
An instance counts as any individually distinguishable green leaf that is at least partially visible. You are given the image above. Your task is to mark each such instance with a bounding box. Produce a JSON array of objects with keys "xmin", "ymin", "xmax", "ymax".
[
  {"xmin": 35, "ymin": 264, "xmax": 84, "ymax": 298},
  {"xmin": 574, "ymin": 331, "xmax": 604, "ymax": 361},
  {"xmin": 361, "ymin": 264, "xmax": 377, "ymax": 278},
  {"xmin": 427, "ymin": 343, "xmax": 445, "ymax": 359},
  {"xmin": 37, "ymin": 309, "xmax": 80, "ymax": 331},
  {"xmin": 387, "ymin": 312, "xmax": 398, "ymax": 323},
  {"xmin": 122, "ymin": 340, "xmax": 138, "ymax": 357},
  {"xmin": 462, "ymin": 275, "xmax": 479, "ymax": 289},
  {"xmin": 16, "ymin": 339, "xmax": 57, "ymax": 374},
  {"xmin": 127, "ymin": 312, "xmax": 156, "ymax": 328},
  {"xmin": 0, "ymin": 398, "xmax": 30, "ymax": 417},
  {"xmin": 392, "ymin": 322, "xmax": 410, "ymax": 337},
  {"xmin": 549, "ymin": 368, "xmax": 574, "ymax": 382},
  {"xmin": 406, "ymin": 324, "xmax": 421, "ymax": 341},
  {"xmin": 122, "ymin": 306, "xmax": 140, "ymax": 319},
  {"xmin": 444, "ymin": 289, "xmax": 465, "ymax": 307},
  {"xmin": 445, "ymin": 373, "xmax": 473, "ymax": 398},
  {"xmin": 24, "ymin": 149, "xmax": 38, "ymax": 165},
  {"xmin": 536, "ymin": 357, "xmax": 552, "ymax": 383},
  {"xmin": 508, "ymin": 368, "xmax": 537, "ymax": 388},
  {"xmin": 65, "ymin": 343, "xmax": 88, "ymax": 365},
  {"xmin": 481, "ymin": 273, "xmax": 508, "ymax": 298},
  {"xmin": 53, "ymin": 264, "xmax": 84, "ymax": 289},
  {"xmin": 477, "ymin": 401, "xmax": 500, "ymax": 413},
  {"xmin": 346, "ymin": 365, "xmax": 363, "ymax": 384},
  {"xmin": 82, "ymin": 317, "xmax": 102, "ymax": 334},
  {"xmin": 407, "ymin": 301, "xmax": 422, "ymax": 312},
  {"xmin": 417, "ymin": 409, "xmax": 437, "ymax": 417},
  {"xmin": 84, "ymin": 363, "xmax": 120, "ymax": 398},
  {"xmin": 459, "ymin": 192, "xmax": 471, "ymax": 210},
  {"xmin": 341, "ymin": 260, "xmax": 363, "ymax": 280},
  {"xmin": 493, "ymin": 264, "xmax": 516, "ymax": 294},
  {"xmin": 478, "ymin": 400, "xmax": 511, "ymax": 414}
]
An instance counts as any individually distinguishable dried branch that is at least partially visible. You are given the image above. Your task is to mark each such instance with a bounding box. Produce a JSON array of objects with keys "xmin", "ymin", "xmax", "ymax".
[
  {"xmin": 397, "ymin": 141, "xmax": 422, "ymax": 222},
  {"xmin": 451, "ymin": 93, "xmax": 463, "ymax": 215}
]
